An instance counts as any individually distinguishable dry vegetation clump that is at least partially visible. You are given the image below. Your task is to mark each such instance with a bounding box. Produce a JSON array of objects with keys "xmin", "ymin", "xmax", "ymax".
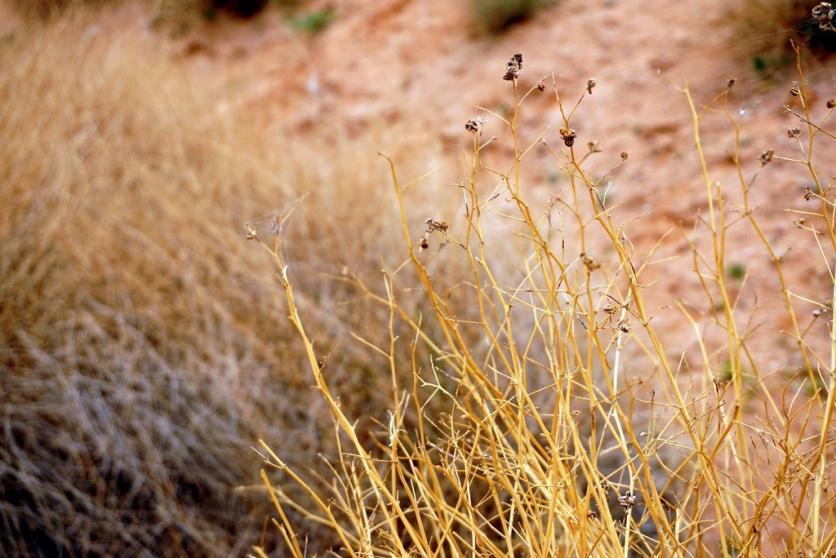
[
  {"xmin": 471, "ymin": 0, "xmax": 551, "ymax": 34},
  {"xmin": 256, "ymin": 52, "xmax": 836, "ymax": 556},
  {"xmin": 731, "ymin": 0, "xmax": 836, "ymax": 77},
  {"xmin": 0, "ymin": 11, "xmax": 456, "ymax": 557},
  {"xmin": 10, "ymin": 0, "xmax": 270, "ymax": 22}
]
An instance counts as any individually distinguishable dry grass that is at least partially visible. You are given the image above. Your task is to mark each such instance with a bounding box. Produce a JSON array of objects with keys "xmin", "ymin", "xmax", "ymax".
[
  {"xmin": 0, "ymin": 10, "xmax": 455, "ymax": 556},
  {"xmin": 10, "ymin": 0, "xmax": 270, "ymax": 23},
  {"xmin": 256, "ymin": 54, "xmax": 836, "ymax": 556},
  {"xmin": 2, "ymin": 4, "xmax": 835, "ymax": 558}
]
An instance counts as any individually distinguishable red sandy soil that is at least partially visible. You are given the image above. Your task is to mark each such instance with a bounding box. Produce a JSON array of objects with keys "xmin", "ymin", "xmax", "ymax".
[{"xmin": 170, "ymin": 0, "xmax": 836, "ymax": 375}]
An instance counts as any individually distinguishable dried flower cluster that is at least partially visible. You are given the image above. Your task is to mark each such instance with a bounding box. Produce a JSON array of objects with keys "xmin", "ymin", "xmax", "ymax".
[
  {"xmin": 586, "ymin": 78, "xmax": 597, "ymax": 94},
  {"xmin": 419, "ymin": 218, "xmax": 449, "ymax": 251},
  {"xmin": 425, "ymin": 218, "xmax": 449, "ymax": 234},
  {"xmin": 503, "ymin": 53, "xmax": 523, "ymax": 81},
  {"xmin": 464, "ymin": 117, "xmax": 486, "ymax": 135},
  {"xmin": 760, "ymin": 149, "xmax": 775, "ymax": 165},
  {"xmin": 812, "ymin": 2, "xmax": 835, "ymax": 31},
  {"xmin": 618, "ymin": 492, "xmax": 637, "ymax": 511}
]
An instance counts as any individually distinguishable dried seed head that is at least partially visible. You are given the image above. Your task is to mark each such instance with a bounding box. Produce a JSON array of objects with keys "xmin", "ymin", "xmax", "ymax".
[
  {"xmin": 827, "ymin": 98, "xmax": 835, "ymax": 109},
  {"xmin": 464, "ymin": 117, "xmax": 486, "ymax": 135},
  {"xmin": 727, "ymin": 77, "xmax": 736, "ymax": 89},
  {"xmin": 804, "ymin": 187, "xmax": 814, "ymax": 201},
  {"xmin": 586, "ymin": 78, "xmax": 597, "ymax": 94},
  {"xmin": 812, "ymin": 2, "xmax": 835, "ymax": 31},
  {"xmin": 581, "ymin": 253, "xmax": 601, "ymax": 271},
  {"xmin": 620, "ymin": 151, "xmax": 629, "ymax": 161},
  {"xmin": 813, "ymin": 308, "xmax": 822, "ymax": 318},
  {"xmin": 790, "ymin": 81, "xmax": 801, "ymax": 97},
  {"xmin": 760, "ymin": 149, "xmax": 775, "ymax": 165},
  {"xmin": 619, "ymin": 321, "xmax": 631, "ymax": 333},
  {"xmin": 425, "ymin": 218, "xmax": 449, "ymax": 233},
  {"xmin": 587, "ymin": 140, "xmax": 601, "ymax": 153},
  {"xmin": 503, "ymin": 53, "xmax": 523, "ymax": 81},
  {"xmin": 419, "ymin": 235, "xmax": 429, "ymax": 250},
  {"xmin": 618, "ymin": 492, "xmax": 637, "ymax": 510},
  {"xmin": 536, "ymin": 81, "xmax": 545, "ymax": 92},
  {"xmin": 787, "ymin": 127, "xmax": 801, "ymax": 139},
  {"xmin": 559, "ymin": 127, "xmax": 577, "ymax": 147}
]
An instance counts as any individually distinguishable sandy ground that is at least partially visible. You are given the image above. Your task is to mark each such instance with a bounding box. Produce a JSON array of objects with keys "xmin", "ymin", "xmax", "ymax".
[{"xmin": 167, "ymin": 0, "xmax": 836, "ymax": 376}]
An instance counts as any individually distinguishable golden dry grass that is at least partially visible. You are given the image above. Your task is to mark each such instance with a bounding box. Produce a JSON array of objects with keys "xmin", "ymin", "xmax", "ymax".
[
  {"xmin": 1, "ymin": 4, "xmax": 835, "ymax": 558},
  {"xmin": 255, "ymin": 57, "xmax": 836, "ymax": 557},
  {"xmin": 0, "ymin": 10, "xmax": 455, "ymax": 556}
]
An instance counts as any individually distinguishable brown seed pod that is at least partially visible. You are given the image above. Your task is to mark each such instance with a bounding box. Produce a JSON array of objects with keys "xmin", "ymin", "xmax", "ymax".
[{"xmin": 559, "ymin": 127, "xmax": 577, "ymax": 147}]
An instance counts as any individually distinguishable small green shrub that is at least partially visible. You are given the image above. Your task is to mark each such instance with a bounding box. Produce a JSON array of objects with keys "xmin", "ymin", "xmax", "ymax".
[
  {"xmin": 727, "ymin": 262, "xmax": 747, "ymax": 281},
  {"xmin": 288, "ymin": 8, "xmax": 334, "ymax": 33}
]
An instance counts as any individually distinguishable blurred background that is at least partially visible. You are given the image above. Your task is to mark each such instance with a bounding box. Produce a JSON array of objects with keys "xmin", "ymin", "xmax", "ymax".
[{"xmin": 0, "ymin": 0, "xmax": 834, "ymax": 556}]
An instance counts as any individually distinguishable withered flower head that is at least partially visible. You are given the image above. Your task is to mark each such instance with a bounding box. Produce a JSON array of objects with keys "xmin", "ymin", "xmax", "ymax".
[
  {"xmin": 760, "ymin": 149, "xmax": 775, "ymax": 165},
  {"xmin": 812, "ymin": 2, "xmax": 835, "ymax": 31},
  {"xmin": 503, "ymin": 53, "xmax": 523, "ymax": 81},
  {"xmin": 582, "ymin": 253, "xmax": 601, "ymax": 271},
  {"xmin": 618, "ymin": 492, "xmax": 637, "ymax": 510},
  {"xmin": 559, "ymin": 127, "xmax": 577, "ymax": 147},
  {"xmin": 425, "ymin": 218, "xmax": 449, "ymax": 234},
  {"xmin": 464, "ymin": 117, "xmax": 486, "ymax": 135},
  {"xmin": 586, "ymin": 78, "xmax": 597, "ymax": 94}
]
